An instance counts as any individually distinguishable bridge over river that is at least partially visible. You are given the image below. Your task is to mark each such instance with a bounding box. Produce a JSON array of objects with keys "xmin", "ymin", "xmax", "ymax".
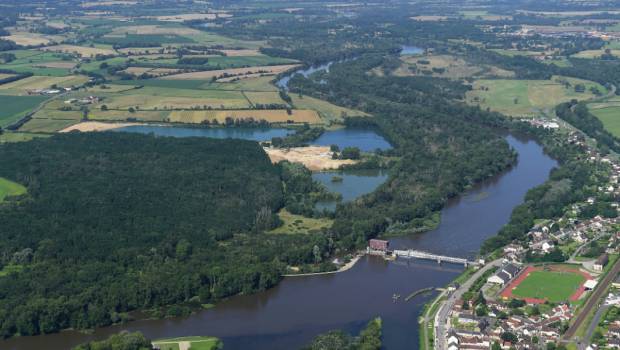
[{"xmin": 392, "ymin": 249, "xmax": 479, "ymax": 267}]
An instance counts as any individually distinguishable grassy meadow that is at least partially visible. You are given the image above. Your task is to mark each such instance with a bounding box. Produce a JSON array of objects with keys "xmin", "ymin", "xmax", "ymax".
[
  {"xmin": 467, "ymin": 76, "xmax": 607, "ymax": 117},
  {"xmin": 590, "ymin": 100, "xmax": 620, "ymax": 137},
  {"xmin": 269, "ymin": 209, "xmax": 333, "ymax": 234},
  {"xmin": 0, "ymin": 177, "xmax": 27, "ymax": 202}
]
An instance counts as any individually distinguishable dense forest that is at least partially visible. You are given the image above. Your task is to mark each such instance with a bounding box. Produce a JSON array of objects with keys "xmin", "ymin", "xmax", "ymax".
[{"xmin": 0, "ymin": 133, "xmax": 337, "ymax": 337}]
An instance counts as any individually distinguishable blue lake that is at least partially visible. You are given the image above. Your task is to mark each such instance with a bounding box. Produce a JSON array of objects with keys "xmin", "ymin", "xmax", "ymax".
[
  {"xmin": 113, "ymin": 125, "xmax": 294, "ymax": 142},
  {"xmin": 313, "ymin": 128, "xmax": 392, "ymax": 152},
  {"xmin": 313, "ymin": 170, "xmax": 389, "ymax": 211}
]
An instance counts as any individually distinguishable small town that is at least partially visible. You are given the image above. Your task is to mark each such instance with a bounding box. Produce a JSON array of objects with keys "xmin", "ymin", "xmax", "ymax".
[{"xmin": 415, "ymin": 119, "xmax": 620, "ymax": 350}]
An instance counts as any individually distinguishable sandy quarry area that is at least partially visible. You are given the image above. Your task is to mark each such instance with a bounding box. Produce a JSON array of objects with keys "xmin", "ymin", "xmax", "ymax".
[
  {"xmin": 264, "ymin": 146, "xmax": 357, "ymax": 171},
  {"xmin": 59, "ymin": 121, "xmax": 140, "ymax": 133}
]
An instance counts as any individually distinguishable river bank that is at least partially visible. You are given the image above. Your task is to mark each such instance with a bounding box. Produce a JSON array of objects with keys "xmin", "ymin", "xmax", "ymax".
[
  {"xmin": 1, "ymin": 135, "xmax": 557, "ymax": 350},
  {"xmin": 283, "ymin": 254, "xmax": 363, "ymax": 277}
]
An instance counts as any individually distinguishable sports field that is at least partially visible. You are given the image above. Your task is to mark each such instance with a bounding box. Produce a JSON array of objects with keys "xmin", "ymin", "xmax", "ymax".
[
  {"xmin": 0, "ymin": 177, "xmax": 26, "ymax": 202},
  {"xmin": 502, "ymin": 265, "xmax": 589, "ymax": 303}
]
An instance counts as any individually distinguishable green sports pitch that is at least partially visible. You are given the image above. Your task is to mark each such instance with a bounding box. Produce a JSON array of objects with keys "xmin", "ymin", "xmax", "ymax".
[{"xmin": 511, "ymin": 269, "xmax": 585, "ymax": 303}]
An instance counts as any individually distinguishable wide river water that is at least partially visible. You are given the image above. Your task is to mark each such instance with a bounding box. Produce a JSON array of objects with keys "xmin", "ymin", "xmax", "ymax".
[{"xmin": 2, "ymin": 135, "xmax": 557, "ymax": 350}]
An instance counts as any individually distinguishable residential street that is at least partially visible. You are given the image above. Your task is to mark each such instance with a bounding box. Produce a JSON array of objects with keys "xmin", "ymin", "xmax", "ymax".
[{"xmin": 434, "ymin": 259, "xmax": 503, "ymax": 350}]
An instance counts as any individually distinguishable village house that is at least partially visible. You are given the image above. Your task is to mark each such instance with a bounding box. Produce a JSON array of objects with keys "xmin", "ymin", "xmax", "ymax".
[{"xmin": 594, "ymin": 253, "xmax": 609, "ymax": 272}]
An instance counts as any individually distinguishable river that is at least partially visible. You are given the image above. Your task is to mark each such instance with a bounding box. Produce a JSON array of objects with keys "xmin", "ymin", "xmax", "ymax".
[{"xmin": 1, "ymin": 135, "xmax": 557, "ymax": 350}]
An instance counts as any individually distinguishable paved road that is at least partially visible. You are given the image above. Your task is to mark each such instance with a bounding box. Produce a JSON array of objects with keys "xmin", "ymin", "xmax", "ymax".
[
  {"xmin": 580, "ymin": 304, "xmax": 610, "ymax": 350},
  {"xmin": 434, "ymin": 259, "xmax": 502, "ymax": 350},
  {"xmin": 564, "ymin": 257, "xmax": 620, "ymax": 340}
]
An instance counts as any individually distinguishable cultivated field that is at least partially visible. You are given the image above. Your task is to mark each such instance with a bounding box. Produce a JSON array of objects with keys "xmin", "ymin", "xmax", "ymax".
[
  {"xmin": 106, "ymin": 25, "xmax": 203, "ymax": 36},
  {"xmin": 0, "ymin": 75, "xmax": 89, "ymax": 93},
  {"xmin": 0, "ymin": 73, "xmax": 16, "ymax": 80},
  {"xmin": 0, "ymin": 95, "xmax": 48, "ymax": 127},
  {"xmin": 508, "ymin": 266, "xmax": 587, "ymax": 303},
  {"xmin": 160, "ymin": 64, "xmax": 299, "ymax": 80},
  {"xmin": 4, "ymin": 32, "xmax": 64, "ymax": 46},
  {"xmin": 19, "ymin": 118, "xmax": 80, "ymax": 133},
  {"xmin": 572, "ymin": 49, "xmax": 620, "ymax": 59},
  {"xmin": 41, "ymin": 45, "xmax": 116, "ymax": 57},
  {"xmin": 221, "ymin": 49, "xmax": 262, "ymax": 56},
  {"xmin": 168, "ymin": 109, "xmax": 321, "ymax": 124},
  {"xmin": 0, "ymin": 177, "xmax": 26, "ymax": 202},
  {"xmin": 95, "ymin": 87, "xmax": 251, "ymax": 110},
  {"xmin": 291, "ymin": 95, "xmax": 369, "ymax": 122},
  {"xmin": 466, "ymin": 76, "xmax": 606, "ymax": 117}
]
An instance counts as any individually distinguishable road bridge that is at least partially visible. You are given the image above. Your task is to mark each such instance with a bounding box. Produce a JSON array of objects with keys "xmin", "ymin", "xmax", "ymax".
[{"xmin": 393, "ymin": 249, "xmax": 478, "ymax": 267}]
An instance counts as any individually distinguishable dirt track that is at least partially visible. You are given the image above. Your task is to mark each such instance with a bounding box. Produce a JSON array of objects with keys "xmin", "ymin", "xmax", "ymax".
[
  {"xmin": 264, "ymin": 146, "xmax": 357, "ymax": 171},
  {"xmin": 59, "ymin": 121, "xmax": 140, "ymax": 133}
]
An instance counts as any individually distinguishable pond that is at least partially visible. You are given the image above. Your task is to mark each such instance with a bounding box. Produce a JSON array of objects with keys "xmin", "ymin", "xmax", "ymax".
[
  {"xmin": 313, "ymin": 169, "xmax": 389, "ymax": 211},
  {"xmin": 113, "ymin": 125, "xmax": 294, "ymax": 142},
  {"xmin": 1, "ymin": 135, "xmax": 558, "ymax": 350},
  {"xmin": 313, "ymin": 128, "xmax": 392, "ymax": 152}
]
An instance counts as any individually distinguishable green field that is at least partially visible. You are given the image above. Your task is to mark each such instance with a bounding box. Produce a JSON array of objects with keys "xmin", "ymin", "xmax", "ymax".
[
  {"xmin": 269, "ymin": 209, "xmax": 333, "ymax": 234},
  {"xmin": 591, "ymin": 104, "xmax": 620, "ymax": 137},
  {"xmin": 291, "ymin": 95, "xmax": 369, "ymax": 122},
  {"xmin": 0, "ymin": 177, "xmax": 26, "ymax": 202},
  {"xmin": 512, "ymin": 270, "xmax": 585, "ymax": 302},
  {"xmin": 0, "ymin": 95, "xmax": 48, "ymax": 127},
  {"xmin": 152, "ymin": 336, "xmax": 222, "ymax": 350},
  {"xmin": 467, "ymin": 77, "xmax": 606, "ymax": 117},
  {"xmin": 0, "ymin": 50, "xmax": 75, "ymax": 77}
]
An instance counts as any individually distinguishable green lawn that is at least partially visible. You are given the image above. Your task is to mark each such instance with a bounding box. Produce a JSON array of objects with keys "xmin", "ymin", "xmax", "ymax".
[
  {"xmin": 512, "ymin": 270, "xmax": 585, "ymax": 302},
  {"xmin": 152, "ymin": 336, "xmax": 222, "ymax": 350},
  {"xmin": 590, "ymin": 105, "xmax": 620, "ymax": 137},
  {"xmin": 0, "ymin": 177, "xmax": 26, "ymax": 202},
  {"xmin": 0, "ymin": 95, "xmax": 48, "ymax": 127}
]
